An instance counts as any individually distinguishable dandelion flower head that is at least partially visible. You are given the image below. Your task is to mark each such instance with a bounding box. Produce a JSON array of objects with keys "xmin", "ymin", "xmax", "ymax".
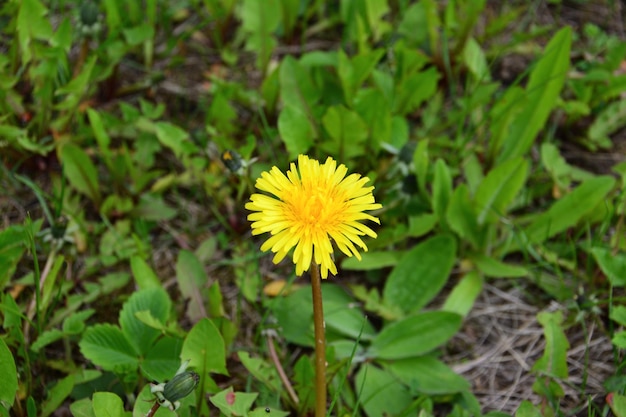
[{"xmin": 245, "ymin": 155, "xmax": 382, "ymax": 279}]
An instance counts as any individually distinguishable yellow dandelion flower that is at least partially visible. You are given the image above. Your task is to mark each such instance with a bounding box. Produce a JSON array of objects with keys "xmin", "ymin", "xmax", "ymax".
[{"xmin": 245, "ymin": 154, "xmax": 382, "ymax": 279}]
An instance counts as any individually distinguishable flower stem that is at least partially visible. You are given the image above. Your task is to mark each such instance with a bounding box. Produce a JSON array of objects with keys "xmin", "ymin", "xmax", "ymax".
[{"xmin": 311, "ymin": 261, "xmax": 327, "ymax": 417}]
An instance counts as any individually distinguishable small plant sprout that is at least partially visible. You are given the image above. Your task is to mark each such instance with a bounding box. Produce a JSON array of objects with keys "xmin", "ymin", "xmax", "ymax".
[{"xmin": 148, "ymin": 360, "xmax": 199, "ymax": 415}]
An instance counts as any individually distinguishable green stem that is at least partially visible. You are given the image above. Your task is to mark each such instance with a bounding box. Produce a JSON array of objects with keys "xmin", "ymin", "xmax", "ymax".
[{"xmin": 310, "ymin": 261, "xmax": 327, "ymax": 417}]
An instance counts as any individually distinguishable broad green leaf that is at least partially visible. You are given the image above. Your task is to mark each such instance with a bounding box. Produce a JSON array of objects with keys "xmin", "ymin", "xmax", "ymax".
[
  {"xmin": 278, "ymin": 105, "xmax": 315, "ymax": 159},
  {"xmin": 522, "ymin": 176, "xmax": 615, "ymax": 246},
  {"xmin": 17, "ymin": 0, "xmax": 53, "ymax": 64},
  {"xmin": 87, "ymin": 109, "xmax": 113, "ymax": 168},
  {"xmin": 0, "ymin": 338, "xmax": 17, "ymax": 408},
  {"xmin": 181, "ymin": 319, "xmax": 228, "ymax": 379},
  {"xmin": 395, "ymin": 67, "xmax": 440, "ymax": 115},
  {"xmin": 432, "ymin": 159, "xmax": 452, "ymax": 226},
  {"xmin": 69, "ymin": 398, "xmax": 95, "ymax": 417},
  {"xmin": 132, "ymin": 194, "xmax": 177, "ymax": 221},
  {"xmin": 268, "ymin": 286, "xmax": 314, "ymax": 346},
  {"xmin": 249, "ymin": 407, "xmax": 289, "ymax": 417},
  {"xmin": 79, "ymin": 324, "xmax": 138, "ymax": 373},
  {"xmin": 210, "ymin": 387, "xmax": 257, "ymax": 417},
  {"xmin": 30, "ymin": 329, "xmax": 64, "ymax": 352},
  {"xmin": 532, "ymin": 311, "xmax": 569, "ymax": 378},
  {"xmin": 320, "ymin": 285, "xmax": 376, "ymax": 340},
  {"xmin": 368, "ymin": 311, "xmax": 462, "ymax": 359},
  {"xmin": 41, "ymin": 375, "xmax": 75, "ymax": 417},
  {"xmin": 93, "ymin": 392, "xmax": 128, "ymax": 417},
  {"xmin": 120, "ymin": 288, "xmax": 171, "ymax": 356},
  {"xmin": 176, "ymin": 250, "xmax": 207, "ymax": 322},
  {"xmin": 470, "ymin": 254, "xmax": 528, "ymax": 278},
  {"xmin": 611, "ymin": 306, "xmax": 626, "ymax": 327},
  {"xmin": 354, "ymin": 364, "xmax": 413, "ymax": 417},
  {"xmin": 608, "ymin": 393, "xmax": 626, "ymax": 417},
  {"xmin": 498, "ymin": 27, "xmax": 571, "ymax": 161},
  {"xmin": 591, "ymin": 247, "xmax": 626, "ymax": 287},
  {"xmin": 321, "ymin": 105, "xmax": 368, "ymax": 159},
  {"xmin": 237, "ymin": 352, "xmax": 282, "ymax": 393},
  {"xmin": 342, "ymin": 251, "xmax": 402, "ymax": 270},
  {"xmin": 383, "ymin": 235, "xmax": 457, "ymax": 315},
  {"xmin": 385, "ymin": 356, "xmax": 470, "ymax": 394},
  {"xmin": 475, "ymin": 157, "xmax": 528, "ymax": 224},
  {"xmin": 589, "ymin": 99, "xmax": 626, "ymax": 149},
  {"xmin": 516, "ymin": 401, "xmax": 543, "ymax": 417},
  {"xmin": 130, "ymin": 256, "xmax": 161, "ymax": 289},
  {"xmin": 279, "ymin": 56, "xmax": 320, "ymax": 112},
  {"xmin": 463, "ymin": 37, "xmax": 490, "ymax": 82},
  {"xmin": 0, "ymin": 225, "xmax": 27, "ymax": 289},
  {"xmin": 63, "ymin": 309, "xmax": 96, "ymax": 334},
  {"xmin": 442, "ymin": 271, "xmax": 483, "ymax": 317},
  {"xmin": 123, "ymin": 24, "xmax": 155, "ymax": 46},
  {"xmin": 60, "ymin": 144, "xmax": 101, "ymax": 205},
  {"xmin": 141, "ymin": 337, "xmax": 183, "ymax": 382},
  {"xmin": 446, "ymin": 185, "xmax": 482, "ymax": 249},
  {"xmin": 414, "ymin": 139, "xmax": 429, "ymax": 194},
  {"xmin": 155, "ymin": 122, "xmax": 191, "ymax": 158}
]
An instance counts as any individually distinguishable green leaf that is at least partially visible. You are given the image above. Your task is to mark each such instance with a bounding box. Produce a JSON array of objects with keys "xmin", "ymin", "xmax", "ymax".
[
  {"xmin": 342, "ymin": 251, "xmax": 402, "ymax": 270},
  {"xmin": 176, "ymin": 250, "xmax": 207, "ymax": 322},
  {"xmin": 41, "ymin": 375, "xmax": 75, "ymax": 417},
  {"xmin": 608, "ymin": 394, "xmax": 626, "ymax": 417},
  {"xmin": 498, "ymin": 27, "xmax": 572, "ymax": 161},
  {"xmin": 63, "ymin": 309, "xmax": 96, "ymax": 335},
  {"xmin": 210, "ymin": 387, "xmax": 258, "ymax": 417},
  {"xmin": 123, "ymin": 24, "xmax": 155, "ymax": 46},
  {"xmin": 474, "ymin": 157, "xmax": 528, "ymax": 224},
  {"xmin": 268, "ymin": 287, "xmax": 313, "ymax": 346},
  {"xmin": 515, "ymin": 401, "xmax": 543, "ymax": 417},
  {"xmin": 591, "ymin": 247, "xmax": 626, "ymax": 287},
  {"xmin": 17, "ymin": 0, "xmax": 53, "ymax": 64},
  {"xmin": 30, "ymin": 329, "xmax": 64, "ymax": 352},
  {"xmin": 93, "ymin": 392, "xmax": 128, "ymax": 417},
  {"xmin": 446, "ymin": 185, "xmax": 482, "ymax": 249},
  {"xmin": 60, "ymin": 144, "xmax": 101, "ymax": 205},
  {"xmin": 279, "ymin": 56, "xmax": 320, "ymax": 111},
  {"xmin": 354, "ymin": 364, "xmax": 413, "ymax": 417},
  {"xmin": 181, "ymin": 319, "xmax": 228, "ymax": 382},
  {"xmin": 385, "ymin": 356, "xmax": 470, "ymax": 394},
  {"xmin": 470, "ymin": 254, "xmax": 528, "ymax": 278},
  {"xmin": 320, "ymin": 285, "xmax": 376, "ymax": 340},
  {"xmin": 588, "ymin": 99, "xmax": 626, "ymax": 149},
  {"xmin": 532, "ymin": 311, "xmax": 569, "ymax": 378},
  {"xmin": 611, "ymin": 306, "xmax": 626, "ymax": 327},
  {"xmin": 383, "ymin": 235, "xmax": 457, "ymax": 315},
  {"xmin": 249, "ymin": 407, "xmax": 289, "ymax": 417},
  {"xmin": 442, "ymin": 271, "xmax": 483, "ymax": 317},
  {"xmin": 321, "ymin": 105, "xmax": 368, "ymax": 159},
  {"xmin": 368, "ymin": 311, "xmax": 462, "ymax": 359},
  {"xmin": 0, "ymin": 338, "xmax": 17, "ymax": 408},
  {"xmin": 130, "ymin": 256, "xmax": 161, "ymax": 290},
  {"xmin": 79, "ymin": 324, "xmax": 138, "ymax": 373},
  {"xmin": 0, "ymin": 225, "xmax": 27, "ymax": 290},
  {"xmin": 120, "ymin": 288, "xmax": 171, "ymax": 356},
  {"xmin": 521, "ymin": 176, "xmax": 615, "ymax": 246},
  {"xmin": 432, "ymin": 159, "xmax": 452, "ymax": 226},
  {"xmin": 278, "ymin": 105, "xmax": 315, "ymax": 159},
  {"xmin": 141, "ymin": 337, "xmax": 183, "ymax": 382},
  {"xmin": 155, "ymin": 122, "xmax": 191, "ymax": 158},
  {"xmin": 132, "ymin": 194, "xmax": 177, "ymax": 221},
  {"xmin": 237, "ymin": 352, "xmax": 282, "ymax": 393},
  {"xmin": 69, "ymin": 398, "xmax": 95, "ymax": 417}
]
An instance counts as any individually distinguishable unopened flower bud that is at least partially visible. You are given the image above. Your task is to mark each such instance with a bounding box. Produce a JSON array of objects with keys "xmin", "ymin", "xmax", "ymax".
[{"xmin": 162, "ymin": 371, "xmax": 199, "ymax": 403}]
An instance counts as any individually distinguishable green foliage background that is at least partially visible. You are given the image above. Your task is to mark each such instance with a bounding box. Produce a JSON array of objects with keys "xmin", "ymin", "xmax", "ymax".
[{"xmin": 2, "ymin": 0, "xmax": 626, "ymax": 416}]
